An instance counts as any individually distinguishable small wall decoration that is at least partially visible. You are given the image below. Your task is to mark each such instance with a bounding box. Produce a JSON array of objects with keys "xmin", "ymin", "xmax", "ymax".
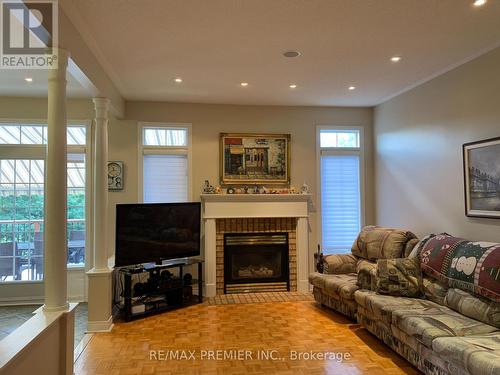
[
  {"xmin": 463, "ymin": 137, "xmax": 500, "ymax": 218},
  {"xmin": 220, "ymin": 133, "xmax": 290, "ymax": 185},
  {"xmin": 108, "ymin": 161, "xmax": 124, "ymax": 191}
]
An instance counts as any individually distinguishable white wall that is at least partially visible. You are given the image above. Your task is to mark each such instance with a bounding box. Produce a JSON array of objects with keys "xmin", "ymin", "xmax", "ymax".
[{"xmin": 374, "ymin": 46, "xmax": 500, "ymax": 241}]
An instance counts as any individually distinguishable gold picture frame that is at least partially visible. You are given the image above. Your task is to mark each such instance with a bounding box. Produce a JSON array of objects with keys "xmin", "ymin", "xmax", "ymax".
[{"xmin": 220, "ymin": 133, "xmax": 291, "ymax": 185}]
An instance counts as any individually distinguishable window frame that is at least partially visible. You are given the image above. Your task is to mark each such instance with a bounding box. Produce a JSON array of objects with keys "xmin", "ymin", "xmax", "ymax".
[
  {"xmin": 0, "ymin": 118, "xmax": 92, "ymax": 277},
  {"xmin": 137, "ymin": 122, "xmax": 192, "ymax": 203},
  {"xmin": 316, "ymin": 125, "xmax": 366, "ymax": 254}
]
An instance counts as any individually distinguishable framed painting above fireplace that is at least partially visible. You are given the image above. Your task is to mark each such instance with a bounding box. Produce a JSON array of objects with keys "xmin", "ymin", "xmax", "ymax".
[
  {"xmin": 220, "ymin": 133, "xmax": 290, "ymax": 185},
  {"xmin": 463, "ymin": 136, "xmax": 500, "ymax": 218}
]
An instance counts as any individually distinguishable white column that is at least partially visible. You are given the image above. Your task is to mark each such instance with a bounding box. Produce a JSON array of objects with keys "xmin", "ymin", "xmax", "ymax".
[
  {"xmin": 92, "ymin": 98, "xmax": 110, "ymax": 270},
  {"xmin": 44, "ymin": 48, "xmax": 69, "ymax": 312},
  {"xmin": 86, "ymin": 97, "xmax": 113, "ymax": 332},
  {"xmin": 296, "ymin": 217, "xmax": 310, "ymax": 293},
  {"xmin": 204, "ymin": 218, "xmax": 217, "ymax": 297}
]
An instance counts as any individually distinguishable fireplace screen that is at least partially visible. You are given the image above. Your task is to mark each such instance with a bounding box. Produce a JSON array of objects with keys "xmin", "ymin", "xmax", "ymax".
[{"xmin": 224, "ymin": 233, "xmax": 289, "ymax": 293}]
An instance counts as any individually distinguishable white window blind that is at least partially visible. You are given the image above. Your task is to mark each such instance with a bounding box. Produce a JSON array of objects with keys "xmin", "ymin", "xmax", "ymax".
[
  {"xmin": 321, "ymin": 154, "xmax": 361, "ymax": 254},
  {"xmin": 143, "ymin": 154, "xmax": 188, "ymax": 203}
]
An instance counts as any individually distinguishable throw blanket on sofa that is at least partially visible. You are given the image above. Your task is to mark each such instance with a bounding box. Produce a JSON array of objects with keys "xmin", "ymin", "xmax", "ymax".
[{"xmin": 419, "ymin": 234, "xmax": 500, "ymax": 301}]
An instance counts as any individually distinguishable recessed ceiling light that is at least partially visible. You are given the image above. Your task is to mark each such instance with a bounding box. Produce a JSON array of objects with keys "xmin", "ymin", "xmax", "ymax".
[
  {"xmin": 289, "ymin": 84, "xmax": 297, "ymax": 89},
  {"xmin": 473, "ymin": 0, "xmax": 487, "ymax": 6},
  {"xmin": 174, "ymin": 78, "xmax": 183, "ymax": 83},
  {"xmin": 240, "ymin": 82, "xmax": 249, "ymax": 87},
  {"xmin": 283, "ymin": 51, "xmax": 301, "ymax": 58},
  {"xmin": 390, "ymin": 56, "xmax": 401, "ymax": 62},
  {"xmin": 348, "ymin": 86, "xmax": 356, "ymax": 91},
  {"xmin": 25, "ymin": 77, "xmax": 33, "ymax": 82}
]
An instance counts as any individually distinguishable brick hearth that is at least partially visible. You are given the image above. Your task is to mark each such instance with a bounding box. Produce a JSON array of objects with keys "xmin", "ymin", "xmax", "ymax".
[{"xmin": 215, "ymin": 218, "xmax": 297, "ymax": 295}]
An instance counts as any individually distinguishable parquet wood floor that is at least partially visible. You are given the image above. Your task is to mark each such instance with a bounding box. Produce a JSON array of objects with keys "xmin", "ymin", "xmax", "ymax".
[{"xmin": 74, "ymin": 301, "xmax": 421, "ymax": 375}]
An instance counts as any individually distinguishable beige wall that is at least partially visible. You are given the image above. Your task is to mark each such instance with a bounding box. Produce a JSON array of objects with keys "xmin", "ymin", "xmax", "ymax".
[
  {"xmin": 0, "ymin": 97, "xmax": 374, "ymax": 299},
  {"xmin": 120, "ymin": 102, "xmax": 374, "ymax": 265},
  {"xmin": 374, "ymin": 46, "xmax": 500, "ymax": 241}
]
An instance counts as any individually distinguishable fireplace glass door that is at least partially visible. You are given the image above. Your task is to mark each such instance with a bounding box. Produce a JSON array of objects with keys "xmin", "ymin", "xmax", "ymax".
[{"xmin": 224, "ymin": 233, "xmax": 289, "ymax": 293}]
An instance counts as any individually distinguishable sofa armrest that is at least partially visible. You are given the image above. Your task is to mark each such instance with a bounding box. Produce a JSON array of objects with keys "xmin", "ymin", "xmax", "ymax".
[{"xmin": 323, "ymin": 254, "xmax": 357, "ymax": 275}]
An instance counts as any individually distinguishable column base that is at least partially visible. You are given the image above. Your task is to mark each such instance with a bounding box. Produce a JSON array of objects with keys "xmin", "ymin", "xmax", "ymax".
[
  {"xmin": 86, "ymin": 268, "xmax": 114, "ymax": 333},
  {"xmin": 205, "ymin": 283, "xmax": 216, "ymax": 297},
  {"xmin": 297, "ymin": 280, "xmax": 310, "ymax": 293},
  {"xmin": 87, "ymin": 316, "xmax": 114, "ymax": 332}
]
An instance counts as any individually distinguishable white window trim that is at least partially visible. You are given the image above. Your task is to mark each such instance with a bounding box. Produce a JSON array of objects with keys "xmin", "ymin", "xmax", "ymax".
[
  {"xmin": 316, "ymin": 125, "xmax": 366, "ymax": 253},
  {"xmin": 137, "ymin": 122, "xmax": 193, "ymax": 203},
  {"xmin": 0, "ymin": 118, "xmax": 93, "ymax": 274}
]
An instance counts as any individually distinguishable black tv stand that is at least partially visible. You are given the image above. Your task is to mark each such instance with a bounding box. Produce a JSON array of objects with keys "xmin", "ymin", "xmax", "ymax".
[{"xmin": 119, "ymin": 258, "xmax": 204, "ymax": 321}]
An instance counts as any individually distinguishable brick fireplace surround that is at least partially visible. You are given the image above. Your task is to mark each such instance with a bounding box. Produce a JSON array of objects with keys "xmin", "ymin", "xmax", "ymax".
[
  {"xmin": 201, "ymin": 194, "xmax": 311, "ymax": 297},
  {"xmin": 215, "ymin": 217, "xmax": 297, "ymax": 295}
]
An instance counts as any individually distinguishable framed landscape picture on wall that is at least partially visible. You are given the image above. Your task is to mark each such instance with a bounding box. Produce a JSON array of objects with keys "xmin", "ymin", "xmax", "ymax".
[
  {"xmin": 220, "ymin": 133, "xmax": 291, "ymax": 185},
  {"xmin": 463, "ymin": 136, "xmax": 500, "ymax": 218}
]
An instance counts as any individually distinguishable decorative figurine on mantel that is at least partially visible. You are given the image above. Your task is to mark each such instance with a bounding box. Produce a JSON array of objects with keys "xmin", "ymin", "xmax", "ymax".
[
  {"xmin": 203, "ymin": 180, "xmax": 215, "ymax": 194},
  {"xmin": 300, "ymin": 182, "xmax": 309, "ymax": 194}
]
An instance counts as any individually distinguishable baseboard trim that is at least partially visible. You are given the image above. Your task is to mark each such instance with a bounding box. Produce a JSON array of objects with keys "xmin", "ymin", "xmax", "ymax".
[
  {"xmin": 0, "ymin": 295, "xmax": 86, "ymax": 306},
  {"xmin": 87, "ymin": 316, "xmax": 114, "ymax": 333},
  {"xmin": 0, "ymin": 296, "xmax": 44, "ymax": 306}
]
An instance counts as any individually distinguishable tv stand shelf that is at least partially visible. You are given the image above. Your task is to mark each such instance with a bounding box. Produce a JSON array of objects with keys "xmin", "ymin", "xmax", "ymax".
[{"xmin": 119, "ymin": 258, "xmax": 204, "ymax": 321}]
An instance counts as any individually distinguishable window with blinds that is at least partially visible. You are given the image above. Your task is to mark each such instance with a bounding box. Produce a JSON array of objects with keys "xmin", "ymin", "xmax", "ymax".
[
  {"xmin": 143, "ymin": 154, "xmax": 188, "ymax": 203},
  {"xmin": 319, "ymin": 128, "xmax": 362, "ymax": 254},
  {"xmin": 140, "ymin": 125, "xmax": 191, "ymax": 203}
]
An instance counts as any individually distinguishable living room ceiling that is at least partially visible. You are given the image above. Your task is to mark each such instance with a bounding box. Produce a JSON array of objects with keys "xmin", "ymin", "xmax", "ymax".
[
  {"xmin": 57, "ymin": 1, "xmax": 500, "ymax": 106},
  {"xmin": 0, "ymin": 69, "xmax": 91, "ymax": 98}
]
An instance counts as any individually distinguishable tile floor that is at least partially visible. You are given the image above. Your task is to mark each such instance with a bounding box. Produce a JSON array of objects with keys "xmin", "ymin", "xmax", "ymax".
[
  {"xmin": 206, "ymin": 291, "xmax": 314, "ymax": 305},
  {"xmin": 0, "ymin": 302, "xmax": 88, "ymax": 347}
]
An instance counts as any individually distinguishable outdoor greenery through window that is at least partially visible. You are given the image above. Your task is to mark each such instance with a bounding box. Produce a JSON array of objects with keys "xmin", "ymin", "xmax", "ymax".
[
  {"xmin": 320, "ymin": 130, "xmax": 360, "ymax": 148},
  {"xmin": 0, "ymin": 123, "xmax": 88, "ymax": 282}
]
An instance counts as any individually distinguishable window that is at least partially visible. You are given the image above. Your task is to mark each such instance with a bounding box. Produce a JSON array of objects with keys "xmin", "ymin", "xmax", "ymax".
[
  {"xmin": 140, "ymin": 124, "xmax": 191, "ymax": 203},
  {"xmin": 0, "ymin": 159, "xmax": 44, "ymax": 281},
  {"xmin": 320, "ymin": 130, "xmax": 360, "ymax": 148},
  {"xmin": 67, "ymin": 153, "xmax": 86, "ymax": 265},
  {"xmin": 0, "ymin": 122, "xmax": 89, "ymax": 281},
  {"xmin": 318, "ymin": 127, "xmax": 363, "ymax": 254}
]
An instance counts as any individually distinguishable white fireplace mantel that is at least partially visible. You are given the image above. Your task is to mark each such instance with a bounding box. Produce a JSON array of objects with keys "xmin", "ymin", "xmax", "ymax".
[{"xmin": 201, "ymin": 194, "xmax": 312, "ymax": 297}]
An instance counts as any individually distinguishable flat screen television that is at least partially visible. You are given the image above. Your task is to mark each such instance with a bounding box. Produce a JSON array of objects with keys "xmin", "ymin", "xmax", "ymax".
[{"xmin": 115, "ymin": 202, "xmax": 201, "ymax": 267}]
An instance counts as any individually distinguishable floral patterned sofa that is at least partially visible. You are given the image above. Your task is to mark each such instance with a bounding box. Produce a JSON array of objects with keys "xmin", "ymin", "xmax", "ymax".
[
  {"xmin": 309, "ymin": 227, "xmax": 500, "ymax": 375},
  {"xmin": 309, "ymin": 226, "xmax": 418, "ymax": 319}
]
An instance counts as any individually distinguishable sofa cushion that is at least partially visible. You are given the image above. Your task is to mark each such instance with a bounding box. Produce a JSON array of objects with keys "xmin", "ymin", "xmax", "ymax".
[
  {"xmin": 354, "ymin": 290, "xmax": 440, "ymax": 326},
  {"xmin": 356, "ymin": 259, "xmax": 377, "ymax": 290},
  {"xmin": 423, "ymin": 277, "xmax": 449, "ymax": 305},
  {"xmin": 391, "ymin": 305, "xmax": 498, "ymax": 349},
  {"xmin": 323, "ymin": 253, "xmax": 357, "ymax": 275},
  {"xmin": 403, "ymin": 238, "xmax": 420, "ymax": 258},
  {"xmin": 419, "ymin": 234, "xmax": 500, "ymax": 302},
  {"xmin": 432, "ymin": 333, "xmax": 500, "ymax": 375},
  {"xmin": 351, "ymin": 225, "xmax": 417, "ymax": 261},
  {"xmin": 444, "ymin": 288, "xmax": 500, "ymax": 328},
  {"xmin": 309, "ymin": 272, "xmax": 358, "ymax": 300},
  {"xmin": 376, "ymin": 257, "xmax": 423, "ymax": 297}
]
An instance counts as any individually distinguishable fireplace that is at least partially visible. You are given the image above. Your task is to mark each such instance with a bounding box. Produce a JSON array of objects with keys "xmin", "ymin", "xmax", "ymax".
[{"xmin": 224, "ymin": 233, "xmax": 289, "ymax": 294}]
